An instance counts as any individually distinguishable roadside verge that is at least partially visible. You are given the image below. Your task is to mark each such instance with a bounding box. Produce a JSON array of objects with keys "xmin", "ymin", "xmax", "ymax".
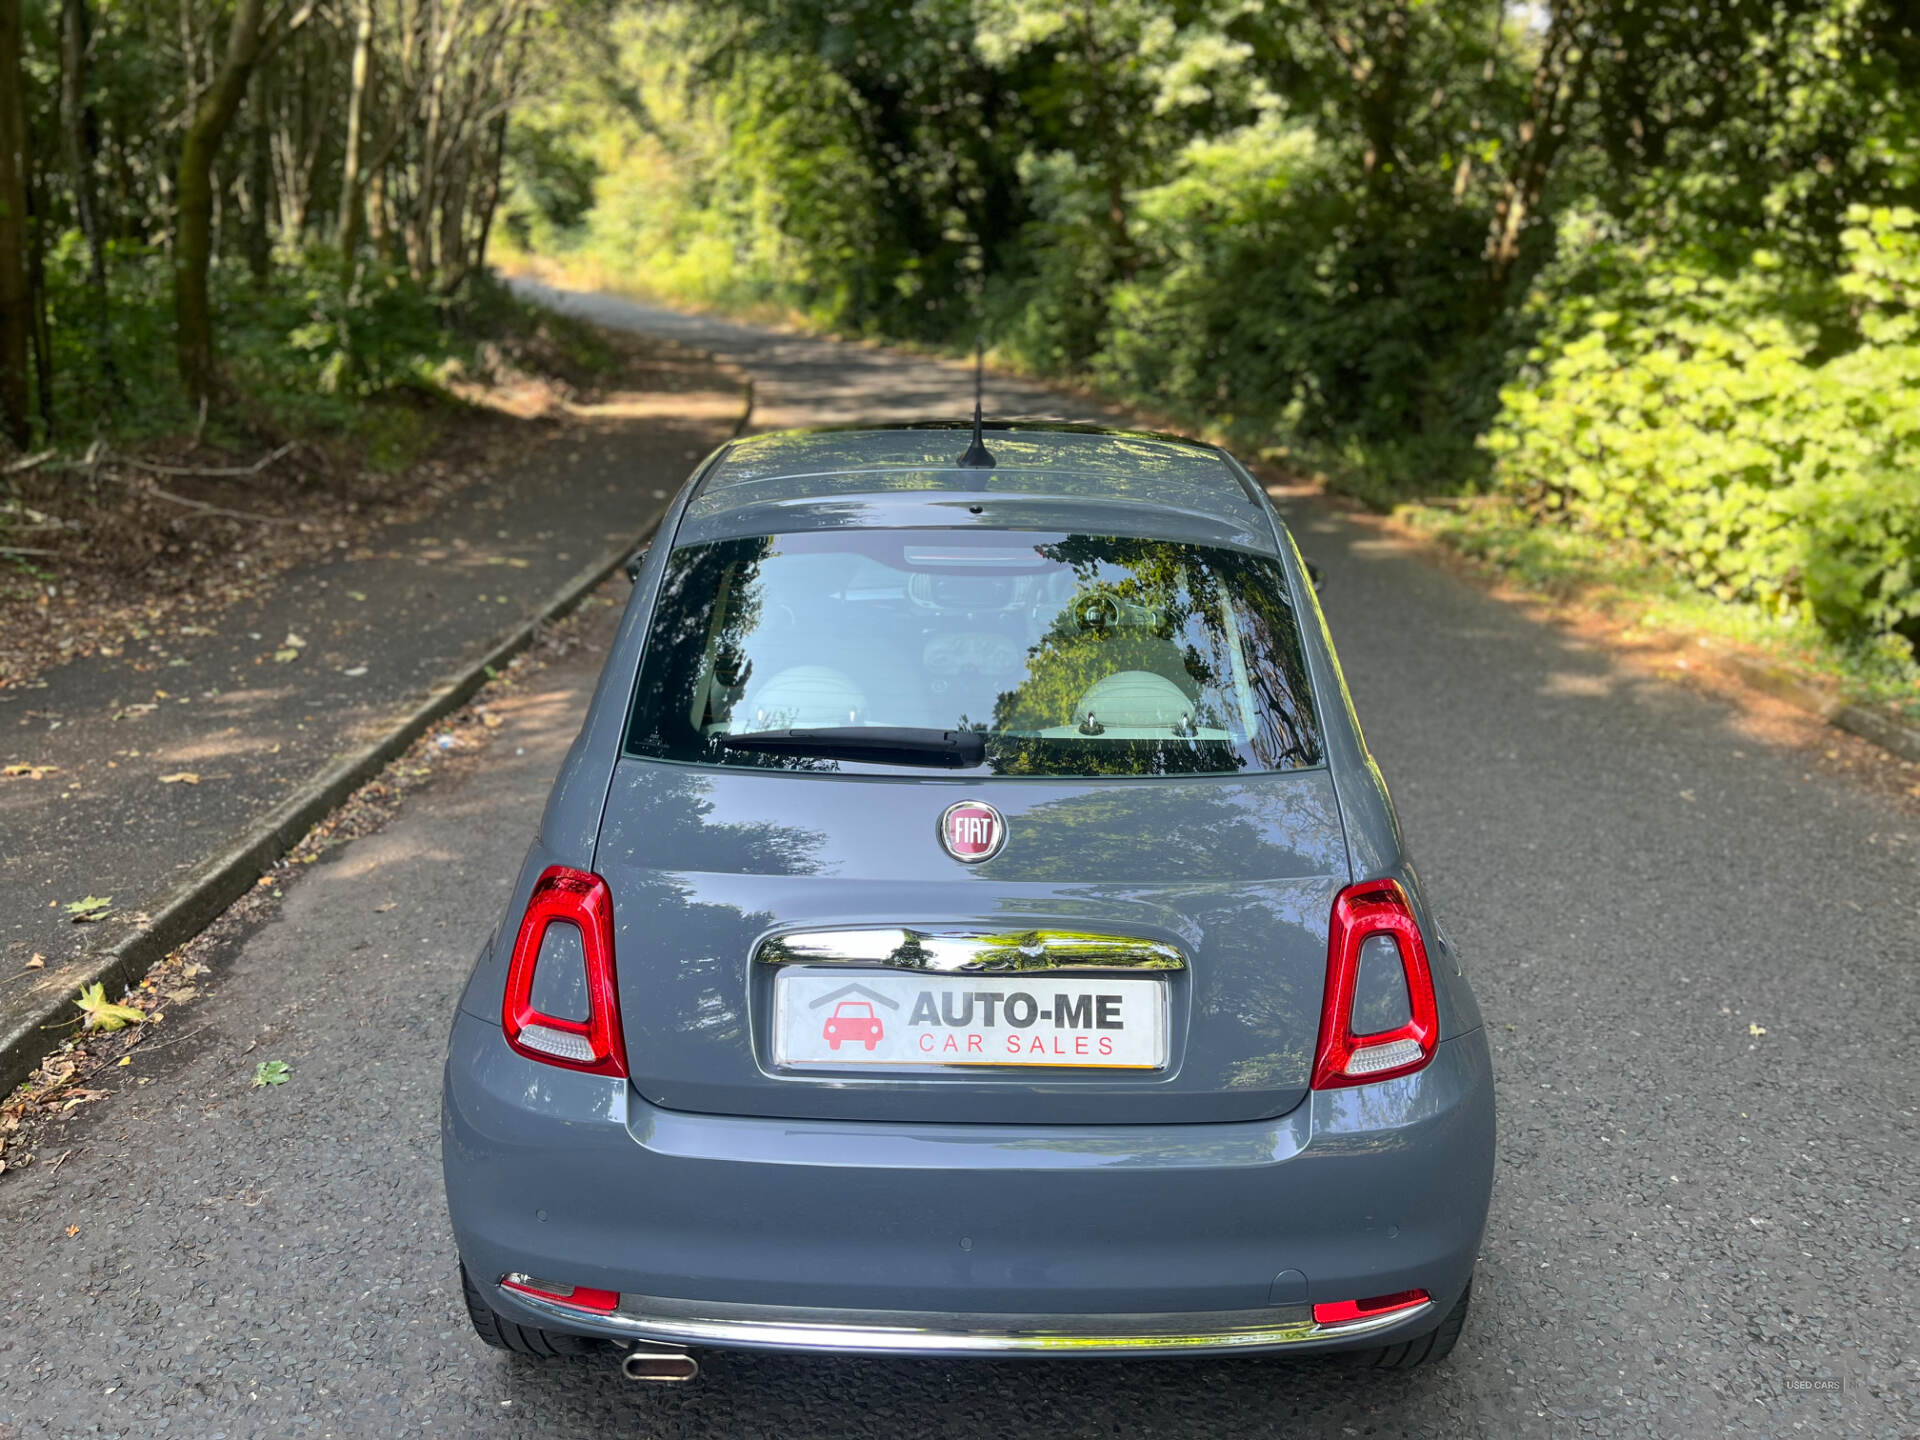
[{"xmin": 0, "ymin": 365, "xmax": 751, "ymax": 1099}]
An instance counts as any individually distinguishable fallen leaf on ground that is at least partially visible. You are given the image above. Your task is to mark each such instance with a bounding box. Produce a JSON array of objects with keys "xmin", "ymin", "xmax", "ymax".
[
  {"xmin": 163, "ymin": 987, "xmax": 197, "ymax": 1004},
  {"xmin": 117, "ymin": 1056, "xmax": 132, "ymax": 1067},
  {"xmin": 273, "ymin": 649, "xmax": 300, "ymax": 663},
  {"xmin": 1748, "ymin": 1023, "xmax": 1767, "ymax": 1037},
  {"xmin": 75, "ymin": 982, "xmax": 146, "ymax": 1031},
  {"xmin": 25, "ymin": 954, "xmax": 45, "ymax": 969},
  {"xmin": 181, "ymin": 962, "xmax": 208, "ymax": 979},
  {"xmin": 283, "ymin": 632, "xmax": 307, "ymax": 649},
  {"xmin": 252, "ymin": 1060, "xmax": 291, "ymax": 1088},
  {"xmin": 374, "ymin": 900, "xmax": 396, "ymax": 913},
  {"xmin": 64, "ymin": 896, "xmax": 112, "ymax": 921},
  {"xmin": 480, "ymin": 713, "xmax": 503, "ymax": 728},
  {"xmin": 159, "ymin": 772, "xmax": 200, "ymax": 785},
  {"xmin": 2, "ymin": 763, "xmax": 58, "ymax": 779},
  {"xmin": 346, "ymin": 591, "xmax": 367, "ymax": 602},
  {"xmin": 341, "ymin": 666, "xmax": 367, "ymax": 677},
  {"xmin": 65, "ymin": 1225, "xmax": 79, "ymax": 1238}
]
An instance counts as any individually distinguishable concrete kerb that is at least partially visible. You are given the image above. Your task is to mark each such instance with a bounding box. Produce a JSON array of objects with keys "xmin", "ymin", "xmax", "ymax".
[
  {"xmin": 0, "ymin": 371, "xmax": 752, "ymax": 1099},
  {"xmin": 1721, "ymin": 652, "xmax": 1920, "ymax": 765}
]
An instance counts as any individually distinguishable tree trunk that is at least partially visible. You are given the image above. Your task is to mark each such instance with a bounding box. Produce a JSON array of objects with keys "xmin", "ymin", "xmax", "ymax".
[
  {"xmin": 337, "ymin": 0, "xmax": 374, "ymax": 289},
  {"xmin": 0, "ymin": 0, "xmax": 31, "ymax": 449},
  {"xmin": 1307, "ymin": 0, "xmax": 1410, "ymax": 208},
  {"xmin": 175, "ymin": 0, "xmax": 271, "ymax": 404},
  {"xmin": 244, "ymin": 66, "xmax": 273, "ymax": 283},
  {"xmin": 368, "ymin": 161, "xmax": 392, "ymax": 262},
  {"xmin": 415, "ymin": 0, "xmax": 465, "ymax": 284},
  {"xmin": 1484, "ymin": 1, "xmax": 1591, "ymax": 303},
  {"xmin": 466, "ymin": 106, "xmax": 509, "ymax": 281},
  {"xmin": 436, "ymin": 140, "xmax": 469, "ymax": 292},
  {"xmin": 59, "ymin": 0, "xmax": 117, "ymax": 403},
  {"xmin": 25, "ymin": 122, "xmax": 53, "ymax": 437},
  {"xmin": 1075, "ymin": 3, "xmax": 1132, "ymax": 276}
]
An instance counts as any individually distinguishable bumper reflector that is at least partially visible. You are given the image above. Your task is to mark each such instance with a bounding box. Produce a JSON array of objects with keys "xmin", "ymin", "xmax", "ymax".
[
  {"xmin": 1312, "ymin": 1289, "xmax": 1430, "ymax": 1326},
  {"xmin": 501, "ymin": 1273, "xmax": 620, "ymax": 1315}
]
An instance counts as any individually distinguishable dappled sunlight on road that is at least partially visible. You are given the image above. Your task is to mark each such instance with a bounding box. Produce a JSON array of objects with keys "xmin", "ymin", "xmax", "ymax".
[
  {"xmin": 488, "ymin": 681, "xmax": 598, "ymax": 741},
  {"xmin": 1538, "ymin": 671, "xmax": 1615, "ymax": 699},
  {"xmin": 147, "ymin": 729, "xmax": 299, "ymax": 766},
  {"xmin": 565, "ymin": 392, "xmax": 743, "ymax": 422}
]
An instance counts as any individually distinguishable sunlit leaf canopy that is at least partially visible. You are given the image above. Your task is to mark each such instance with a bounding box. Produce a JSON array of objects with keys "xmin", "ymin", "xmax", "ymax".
[
  {"xmin": 493, "ymin": 0, "xmax": 1918, "ymax": 664},
  {"xmin": 2, "ymin": 0, "xmax": 1914, "ymax": 666}
]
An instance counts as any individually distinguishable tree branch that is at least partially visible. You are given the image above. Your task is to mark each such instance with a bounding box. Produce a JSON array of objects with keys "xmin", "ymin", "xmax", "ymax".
[{"xmin": 109, "ymin": 441, "xmax": 301, "ymax": 480}]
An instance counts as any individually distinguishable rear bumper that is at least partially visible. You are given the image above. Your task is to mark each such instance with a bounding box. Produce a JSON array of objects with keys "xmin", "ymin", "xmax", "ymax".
[
  {"xmin": 497, "ymin": 1282, "xmax": 1433, "ymax": 1357},
  {"xmin": 442, "ymin": 1013, "xmax": 1494, "ymax": 1357}
]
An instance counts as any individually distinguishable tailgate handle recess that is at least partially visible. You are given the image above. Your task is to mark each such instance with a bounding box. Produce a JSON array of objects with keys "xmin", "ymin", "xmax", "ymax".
[{"xmin": 756, "ymin": 927, "xmax": 1186, "ymax": 974}]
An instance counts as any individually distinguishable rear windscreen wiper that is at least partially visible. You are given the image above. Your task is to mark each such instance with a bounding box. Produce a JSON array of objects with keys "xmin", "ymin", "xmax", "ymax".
[{"xmin": 718, "ymin": 726, "xmax": 987, "ymax": 769}]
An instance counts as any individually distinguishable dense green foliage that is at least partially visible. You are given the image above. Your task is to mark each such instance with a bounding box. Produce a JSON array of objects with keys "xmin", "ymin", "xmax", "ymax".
[
  {"xmin": 503, "ymin": 0, "xmax": 1920, "ymax": 664},
  {"xmin": 37, "ymin": 238, "xmax": 557, "ymax": 464},
  {"xmin": 0, "ymin": 0, "xmax": 591, "ymax": 445},
  {"xmin": 1489, "ymin": 0, "xmax": 1920, "ymax": 655},
  {"xmin": 1491, "ymin": 208, "xmax": 1920, "ymax": 651}
]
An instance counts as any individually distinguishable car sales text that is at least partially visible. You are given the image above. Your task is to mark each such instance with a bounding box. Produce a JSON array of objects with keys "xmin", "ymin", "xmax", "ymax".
[{"xmin": 907, "ymin": 989, "xmax": 1126, "ymax": 1058}]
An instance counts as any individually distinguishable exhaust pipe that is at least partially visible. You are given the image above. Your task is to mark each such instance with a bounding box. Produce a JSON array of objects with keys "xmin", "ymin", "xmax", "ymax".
[{"xmin": 621, "ymin": 1344, "xmax": 698, "ymax": 1383}]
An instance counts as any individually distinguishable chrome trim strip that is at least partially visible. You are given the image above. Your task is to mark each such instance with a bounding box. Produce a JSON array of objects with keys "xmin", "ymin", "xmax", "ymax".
[
  {"xmin": 498, "ymin": 1286, "xmax": 1431, "ymax": 1356},
  {"xmin": 756, "ymin": 927, "xmax": 1187, "ymax": 974}
]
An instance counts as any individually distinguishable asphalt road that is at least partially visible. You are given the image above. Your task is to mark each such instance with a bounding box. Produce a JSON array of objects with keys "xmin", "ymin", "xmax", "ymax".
[
  {"xmin": 1, "ymin": 291, "xmax": 1915, "ymax": 1439},
  {"xmin": 0, "ymin": 352, "xmax": 739, "ymax": 1079}
]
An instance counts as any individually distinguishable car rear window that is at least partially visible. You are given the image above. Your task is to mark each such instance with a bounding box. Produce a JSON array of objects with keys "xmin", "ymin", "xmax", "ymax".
[{"xmin": 623, "ymin": 529, "xmax": 1321, "ymax": 777}]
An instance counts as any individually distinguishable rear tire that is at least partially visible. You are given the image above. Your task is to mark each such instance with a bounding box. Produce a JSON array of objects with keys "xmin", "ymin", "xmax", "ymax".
[
  {"xmin": 460, "ymin": 1263, "xmax": 601, "ymax": 1358},
  {"xmin": 1341, "ymin": 1279, "xmax": 1472, "ymax": 1371}
]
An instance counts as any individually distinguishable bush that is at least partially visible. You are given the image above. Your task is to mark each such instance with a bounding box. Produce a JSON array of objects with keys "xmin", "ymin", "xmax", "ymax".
[
  {"xmin": 969, "ymin": 119, "xmax": 1510, "ymax": 501},
  {"xmin": 1486, "ymin": 206, "xmax": 1920, "ymax": 654},
  {"xmin": 32, "ymin": 241, "xmax": 573, "ymax": 463}
]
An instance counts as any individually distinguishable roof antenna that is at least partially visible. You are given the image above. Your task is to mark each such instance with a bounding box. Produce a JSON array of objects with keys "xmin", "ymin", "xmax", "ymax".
[{"xmin": 955, "ymin": 336, "xmax": 996, "ymax": 469}]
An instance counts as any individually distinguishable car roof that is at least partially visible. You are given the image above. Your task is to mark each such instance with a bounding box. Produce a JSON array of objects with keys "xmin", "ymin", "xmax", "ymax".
[{"xmin": 672, "ymin": 424, "xmax": 1279, "ymax": 555}]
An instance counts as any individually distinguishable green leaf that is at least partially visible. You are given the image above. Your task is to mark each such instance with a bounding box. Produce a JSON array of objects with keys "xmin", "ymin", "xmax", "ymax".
[
  {"xmin": 64, "ymin": 896, "xmax": 113, "ymax": 921},
  {"xmin": 252, "ymin": 1060, "xmax": 292, "ymax": 1088}
]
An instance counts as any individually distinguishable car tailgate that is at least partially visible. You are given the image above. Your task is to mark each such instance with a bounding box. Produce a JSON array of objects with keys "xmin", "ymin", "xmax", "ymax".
[{"xmin": 592, "ymin": 758, "xmax": 1349, "ymax": 1124}]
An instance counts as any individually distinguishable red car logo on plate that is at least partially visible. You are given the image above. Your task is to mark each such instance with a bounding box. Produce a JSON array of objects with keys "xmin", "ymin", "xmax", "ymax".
[
  {"xmin": 822, "ymin": 1001, "xmax": 884, "ymax": 1051},
  {"xmin": 940, "ymin": 800, "xmax": 1006, "ymax": 863}
]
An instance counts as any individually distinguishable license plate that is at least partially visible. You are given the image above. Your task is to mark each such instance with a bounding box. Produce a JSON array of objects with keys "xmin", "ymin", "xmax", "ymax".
[{"xmin": 773, "ymin": 970, "xmax": 1167, "ymax": 1070}]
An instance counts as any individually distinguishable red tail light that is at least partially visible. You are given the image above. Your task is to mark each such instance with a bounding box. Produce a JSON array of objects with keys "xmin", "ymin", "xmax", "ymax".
[
  {"xmin": 1312, "ymin": 1289, "xmax": 1430, "ymax": 1325},
  {"xmin": 502, "ymin": 866, "xmax": 627, "ymax": 1077},
  {"xmin": 500, "ymin": 1273, "xmax": 620, "ymax": 1314},
  {"xmin": 1311, "ymin": 878, "xmax": 1438, "ymax": 1089}
]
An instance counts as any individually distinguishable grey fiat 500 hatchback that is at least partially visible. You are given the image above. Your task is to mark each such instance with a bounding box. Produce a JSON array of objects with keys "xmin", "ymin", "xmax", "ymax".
[{"xmin": 443, "ymin": 423, "xmax": 1495, "ymax": 1380}]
